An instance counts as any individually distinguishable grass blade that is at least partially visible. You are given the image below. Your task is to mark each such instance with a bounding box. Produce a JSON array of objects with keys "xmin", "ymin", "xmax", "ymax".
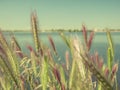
[
  {"xmin": 106, "ymin": 31, "xmax": 114, "ymax": 58},
  {"xmin": 41, "ymin": 57, "xmax": 48, "ymax": 90},
  {"xmin": 107, "ymin": 47, "xmax": 113, "ymax": 71}
]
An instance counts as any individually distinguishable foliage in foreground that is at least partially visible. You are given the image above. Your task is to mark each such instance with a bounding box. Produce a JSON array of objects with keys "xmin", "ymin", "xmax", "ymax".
[{"xmin": 0, "ymin": 12, "xmax": 119, "ymax": 90}]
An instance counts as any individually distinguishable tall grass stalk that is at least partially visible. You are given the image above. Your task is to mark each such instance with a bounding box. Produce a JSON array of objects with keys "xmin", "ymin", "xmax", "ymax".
[
  {"xmin": 31, "ymin": 12, "xmax": 40, "ymax": 53},
  {"xmin": 0, "ymin": 13, "xmax": 119, "ymax": 90}
]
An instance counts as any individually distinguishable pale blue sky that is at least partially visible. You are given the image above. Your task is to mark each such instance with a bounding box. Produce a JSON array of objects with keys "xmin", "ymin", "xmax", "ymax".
[{"xmin": 0, "ymin": 0, "xmax": 120, "ymax": 30}]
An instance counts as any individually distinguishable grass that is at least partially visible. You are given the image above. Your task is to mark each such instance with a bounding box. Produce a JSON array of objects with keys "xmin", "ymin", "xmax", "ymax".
[{"xmin": 0, "ymin": 12, "xmax": 119, "ymax": 90}]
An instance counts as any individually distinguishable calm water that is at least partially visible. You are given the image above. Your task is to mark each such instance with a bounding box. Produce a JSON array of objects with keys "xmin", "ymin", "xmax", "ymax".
[
  {"xmin": 3, "ymin": 31, "xmax": 120, "ymax": 84},
  {"xmin": 4, "ymin": 32, "xmax": 120, "ymax": 61}
]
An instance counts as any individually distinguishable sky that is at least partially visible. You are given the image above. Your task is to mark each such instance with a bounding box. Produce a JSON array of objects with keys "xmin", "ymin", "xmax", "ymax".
[{"xmin": 0, "ymin": 0, "xmax": 120, "ymax": 30}]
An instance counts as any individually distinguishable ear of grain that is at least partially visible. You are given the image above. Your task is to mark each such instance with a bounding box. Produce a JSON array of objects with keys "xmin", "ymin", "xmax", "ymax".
[
  {"xmin": 11, "ymin": 35, "xmax": 21, "ymax": 51},
  {"xmin": 0, "ymin": 55, "xmax": 19, "ymax": 88},
  {"xmin": 11, "ymin": 36, "xmax": 24, "ymax": 58},
  {"xmin": 30, "ymin": 50, "xmax": 37, "ymax": 76},
  {"xmin": 82, "ymin": 25, "xmax": 87, "ymax": 45},
  {"xmin": 87, "ymin": 31, "xmax": 94, "ymax": 51},
  {"xmin": 31, "ymin": 12, "xmax": 40, "ymax": 53},
  {"xmin": 0, "ymin": 31, "xmax": 20, "ymax": 87},
  {"xmin": 48, "ymin": 35, "xmax": 57, "ymax": 55},
  {"xmin": 80, "ymin": 53, "xmax": 113, "ymax": 90}
]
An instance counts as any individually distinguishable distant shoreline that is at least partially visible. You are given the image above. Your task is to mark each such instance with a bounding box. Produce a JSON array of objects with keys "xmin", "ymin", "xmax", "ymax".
[{"xmin": 2, "ymin": 29, "xmax": 120, "ymax": 33}]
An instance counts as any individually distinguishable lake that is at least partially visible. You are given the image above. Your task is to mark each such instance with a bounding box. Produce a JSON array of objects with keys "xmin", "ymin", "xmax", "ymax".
[{"xmin": 3, "ymin": 31, "xmax": 120, "ymax": 84}]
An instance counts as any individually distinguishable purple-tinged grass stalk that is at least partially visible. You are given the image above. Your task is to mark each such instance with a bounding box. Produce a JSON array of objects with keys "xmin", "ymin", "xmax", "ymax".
[
  {"xmin": 47, "ymin": 49, "xmax": 53, "ymax": 60},
  {"xmin": 52, "ymin": 65, "xmax": 66, "ymax": 90},
  {"xmin": 52, "ymin": 66, "xmax": 61, "ymax": 84},
  {"xmin": 80, "ymin": 49, "xmax": 118, "ymax": 90},
  {"xmin": 59, "ymin": 66, "xmax": 66, "ymax": 90},
  {"xmin": 46, "ymin": 49, "xmax": 55, "ymax": 66},
  {"xmin": 104, "ymin": 67, "xmax": 109, "ymax": 78},
  {"xmin": 27, "ymin": 45, "xmax": 33, "ymax": 52},
  {"xmin": 39, "ymin": 48, "xmax": 43, "ymax": 57},
  {"xmin": 87, "ymin": 31, "xmax": 94, "ymax": 51},
  {"xmin": 81, "ymin": 26, "xmax": 118, "ymax": 89},
  {"xmin": 95, "ymin": 52, "xmax": 99, "ymax": 66},
  {"xmin": 48, "ymin": 35, "xmax": 57, "ymax": 55},
  {"xmin": 98, "ymin": 59, "xmax": 103, "ymax": 69},
  {"xmin": 82, "ymin": 25, "xmax": 94, "ymax": 51},
  {"xmin": 80, "ymin": 53, "xmax": 113, "ymax": 90},
  {"xmin": 79, "ymin": 28, "xmax": 117, "ymax": 89},
  {"xmin": 27, "ymin": 45, "xmax": 38, "ymax": 57},
  {"xmin": 111, "ymin": 64, "xmax": 118, "ymax": 82},
  {"xmin": 82, "ymin": 25, "xmax": 87, "ymax": 45},
  {"xmin": 0, "ymin": 12, "xmax": 119, "ymax": 90},
  {"xmin": 65, "ymin": 51, "xmax": 69, "ymax": 70}
]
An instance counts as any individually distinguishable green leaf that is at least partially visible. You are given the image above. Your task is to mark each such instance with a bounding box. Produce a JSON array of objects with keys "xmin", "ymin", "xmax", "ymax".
[
  {"xmin": 41, "ymin": 57, "xmax": 48, "ymax": 90},
  {"xmin": 107, "ymin": 47, "xmax": 113, "ymax": 71},
  {"xmin": 69, "ymin": 60, "xmax": 76, "ymax": 89},
  {"xmin": 31, "ymin": 51, "xmax": 37, "ymax": 76},
  {"xmin": 59, "ymin": 66, "xmax": 66, "ymax": 88}
]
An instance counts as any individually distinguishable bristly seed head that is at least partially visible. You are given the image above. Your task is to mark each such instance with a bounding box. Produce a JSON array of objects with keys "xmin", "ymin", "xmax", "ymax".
[
  {"xmin": 52, "ymin": 66, "xmax": 61, "ymax": 84},
  {"xmin": 98, "ymin": 59, "xmax": 103, "ymax": 69},
  {"xmin": 0, "ymin": 44, "xmax": 6, "ymax": 56},
  {"xmin": 48, "ymin": 35, "xmax": 57, "ymax": 55},
  {"xmin": 31, "ymin": 11, "xmax": 40, "ymax": 53},
  {"xmin": 27, "ymin": 45, "xmax": 33, "ymax": 52},
  {"xmin": 104, "ymin": 67, "xmax": 109, "ymax": 78},
  {"xmin": 95, "ymin": 52, "xmax": 99, "ymax": 66},
  {"xmin": 87, "ymin": 31, "xmax": 94, "ymax": 51},
  {"xmin": 82, "ymin": 25, "xmax": 87, "ymax": 45},
  {"xmin": 111, "ymin": 64, "xmax": 118, "ymax": 81}
]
